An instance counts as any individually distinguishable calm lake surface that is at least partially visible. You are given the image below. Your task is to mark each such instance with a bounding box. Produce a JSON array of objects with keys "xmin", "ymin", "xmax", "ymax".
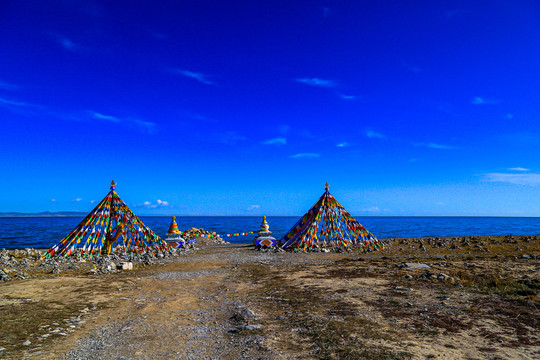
[{"xmin": 1, "ymin": 216, "xmax": 539, "ymax": 249}]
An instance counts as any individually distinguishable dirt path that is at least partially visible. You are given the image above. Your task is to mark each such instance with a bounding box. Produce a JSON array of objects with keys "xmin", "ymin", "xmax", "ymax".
[{"xmin": 1, "ymin": 237, "xmax": 539, "ymax": 359}]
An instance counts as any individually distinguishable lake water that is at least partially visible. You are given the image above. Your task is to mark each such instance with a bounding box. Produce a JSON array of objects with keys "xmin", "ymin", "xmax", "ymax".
[{"xmin": 1, "ymin": 216, "xmax": 539, "ymax": 249}]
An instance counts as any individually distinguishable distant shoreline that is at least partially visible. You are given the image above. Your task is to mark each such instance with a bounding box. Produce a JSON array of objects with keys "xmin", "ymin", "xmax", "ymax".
[{"xmin": 1, "ymin": 214, "xmax": 539, "ymax": 218}]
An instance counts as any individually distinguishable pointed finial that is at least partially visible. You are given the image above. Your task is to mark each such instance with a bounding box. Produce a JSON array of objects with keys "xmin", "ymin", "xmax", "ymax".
[
  {"xmin": 172, "ymin": 216, "xmax": 176, "ymax": 221},
  {"xmin": 260, "ymin": 216, "xmax": 270, "ymax": 232},
  {"xmin": 110, "ymin": 180, "xmax": 116, "ymax": 190},
  {"xmin": 325, "ymin": 182, "xmax": 329, "ymax": 190}
]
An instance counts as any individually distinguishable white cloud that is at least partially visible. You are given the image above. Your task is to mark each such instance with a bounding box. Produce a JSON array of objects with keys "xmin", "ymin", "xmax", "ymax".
[
  {"xmin": 279, "ymin": 125, "xmax": 290, "ymax": 134},
  {"xmin": 336, "ymin": 142, "xmax": 349, "ymax": 147},
  {"xmin": 0, "ymin": 97, "xmax": 31, "ymax": 107},
  {"xmin": 90, "ymin": 200, "xmax": 96, "ymax": 204},
  {"xmin": 339, "ymin": 94, "xmax": 355, "ymax": 100},
  {"xmin": 173, "ymin": 69, "xmax": 214, "ymax": 85},
  {"xmin": 92, "ymin": 112, "xmax": 156, "ymax": 134},
  {"xmin": 51, "ymin": 33, "xmax": 80, "ymax": 51},
  {"xmin": 0, "ymin": 80, "xmax": 21, "ymax": 91},
  {"xmin": 73, "ymin": 198, "xmax": 83, "ymax": 202},
  {"xmin": 93, "ymin": 112, "xmax": 120, "ymax": 122},
  {"xmin": 323, "ymin": 7, "xmax": 330, "ymax": 17},
  {"xmin": 472, "ymin": 97, "xmax": 498, "ymax": 105},
  {"xmin": 262, "ymin": 137, "xmax": 286, "ymax": 145},
  {"xmin": 403, "ymin": 63, "xmax": 421, "ymax": 73},
  {"xmin": 366, "ymin": 130, "xmax": 385, "ymax": 139},
  {"xmin": 508, "ymin": 167, "xmax": 529, "ymax": 172},
  {"xmin": 290, "ymin": 153, "xmax": 320, "ymax": 159},
  {"xmin": 483, "ymin": 173, "xmax": 540, "ymax": 185},
  {"xmin": 295, "ymin": 78, "xmax": 335, "ymax": 87},
  {"xmin": 361, "ymin": 206, "xmax": 387, "ymax": 213},
  {"xmin": 133, "ymin": 119, "xmax": 157, "ymax": 133},
  {"xmin": 50, "ymin": 199, "xmax": 56, "ymax": 202},
  {"xmin": 149, "ymin": 31, "xmax": 167, "ymax": 40},
  {"xmin": 142, "ymin": 199, "xmax": 171, "ymax": 208},
  {"xmin": 414, "ymin": 142, "xmax": 456, "ymax": 150},
  {"xmin": 247, "ymin": 205, "xmax": 260, "ymax": 211}
]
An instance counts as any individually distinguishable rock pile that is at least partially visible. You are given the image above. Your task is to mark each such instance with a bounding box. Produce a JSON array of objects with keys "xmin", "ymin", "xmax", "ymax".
[
  {"xmin": 0, "ymin": 246, "xmax": 192, "ymax": 281},
  {"xmin": 183, "ymin": 227, "xmax": 228, "ymax": 244}
]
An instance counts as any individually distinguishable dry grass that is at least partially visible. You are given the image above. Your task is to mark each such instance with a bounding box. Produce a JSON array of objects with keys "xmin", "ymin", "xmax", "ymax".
[
  {"xmin": 0, "ymin": 300, "xmax": 92, "ymax": 354},
  {"xmin": 244, "ymin": 264, "xmax": 412, "ymax": 359}
]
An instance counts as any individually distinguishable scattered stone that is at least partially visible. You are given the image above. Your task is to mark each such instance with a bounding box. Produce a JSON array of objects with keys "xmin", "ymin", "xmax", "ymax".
[
  {"xmin": 404, "ymin": 263, "xmax": 431, "ymax": 269},
  {"xmin": 231, "ymin": 324, "xmax": 263, "ymax": 332},
  {"xmin": 437, "ymin": 273, "xmax": 450, "ymax": 281},
  {"xmin": 23, "ymin": 340, "xmax": 31, "ymax": 346},
  {"xmin": 117, "ymin": 262, "xmax": 133, "ymax": 270},
  {"xmin": 231, "ymin": 308, "xmax": 259, "ymax": 322}
]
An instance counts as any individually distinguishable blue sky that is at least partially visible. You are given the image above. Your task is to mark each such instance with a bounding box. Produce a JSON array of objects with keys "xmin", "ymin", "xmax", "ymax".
[{"xmin": 1, "ymin": 0, "xmax": 540, "ymax": 216}]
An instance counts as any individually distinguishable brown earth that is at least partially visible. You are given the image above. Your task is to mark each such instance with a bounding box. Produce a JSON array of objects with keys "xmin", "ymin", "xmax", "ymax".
[{"xmin": 0, "ymin": 235, "xmax": 538, "ymax": 359}]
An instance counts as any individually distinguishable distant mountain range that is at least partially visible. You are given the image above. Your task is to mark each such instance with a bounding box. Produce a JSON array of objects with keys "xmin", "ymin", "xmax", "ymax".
[{"xmin": 0, "ymin": 211, "xmax": 87, "ymax": 217}]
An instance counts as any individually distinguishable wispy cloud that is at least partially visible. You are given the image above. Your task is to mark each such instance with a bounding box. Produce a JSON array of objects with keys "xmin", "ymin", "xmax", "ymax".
[
  {"xmin": 414, "ymin": 142, "xmax": 456, "ymax": 150},
  {"xmin": 149, "ymin": 30, "xmax": 167, "ymax": 40},
  {"xmin": 133, "ymin": 119, "xmax": 157, "ymax": 133},
  {"xmin": 472, "ymin": 97, "xmax": 498, "ymax": 105},
  {"xmin": 366, "ymin": 130, "xmax": 385, "ymax": 139},
  {"xmin": 446, "ymin": 9, "xmax": 466, "ymax": 19},
  {"xmin": 0, "ymin": 97, "xmax": 31, "ymax": 107},
  {"xmin": 506, "ymin": 113, "xmax": 514, "ymax": 119},
  {"xmin": 339, "ymin": 94, "xmax": 355, "ymax": 100},
  {"xmin": 403, "ymin": 63, "xmax": 421, "ymax": 73},
  {"xmin": 0, "ymin": 96, "xmax": 50, "ymax": 117},
  {"xmin": 247, "ymin": 205, "xmax": 260, "ymax": 211},
  {"xmin": 93, "ymin": 112, "xmax": 120, "ymax": 122},
  {"xmin": 91, "ymin": 111, "xmax": 156, "ymax": 133},
  {"xmin": 51, "ymin": 33, "xmax": 80, "ymax": 52},
  {"xmin": 483, "ymin": 173, "xmax": 540, "ymax": 186},
  {"xmin": 295, "ymin": 78, "xmax": 335, "ymax": 87},
  {"xmin": 336, "ymin": 142, "xmax": 349, "ymax": 147},
  {"xmin": 508, "ymin": 167, "xmax": 530, "ymax": 172},
  {"xmin": 50, "ymin": 199, "xmax": 56, "ymax": 202},
  {"xmin": 140, "ymin": 199, "xmax": 171, "ymax": 208},
  {"xmin": 0, "ymin": 80, "xmax": 21, "ymax": 91},
  {"xmin": 290, "ymin": 153, "xmax": 320, "ymax": 159},
  {"xmin": 279, "ymin": 125, "xmax": 290, "ymax": 134},
  {"xmin": 72, "ymin": 198, "xmax": 83, "ymax": 202},
  {"xmin": 90, "ymin": 200, "xmax": 96, "ymax": 204},
  {"xmin": 172, "ymin": 69, "xmax": 214, "ymax": 85},
  {"xmin": 361, "ymin": 206, "xmax": 385, "ymax": 213},
  {"xmin": 323, "ymin": 7, "xmax": 331, "ymax": 17},
  {"xmin": 262, "ymin": 137, "xmax": 286, "ymax": 145}
]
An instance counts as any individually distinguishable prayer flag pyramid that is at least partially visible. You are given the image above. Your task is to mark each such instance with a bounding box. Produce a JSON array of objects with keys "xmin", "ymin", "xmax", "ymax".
[
  {"xmin": 44, "ymin": 181, "xmax": 167, "ymax": 257},
  {"xmin": 281, "ymin": 183, "xmax": 385, "ymax": 251}
]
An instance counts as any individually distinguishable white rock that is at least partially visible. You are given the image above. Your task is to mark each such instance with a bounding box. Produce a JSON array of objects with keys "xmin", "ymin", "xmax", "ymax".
[{"xmin": 118, "ymin": 262, "xmax": 133, "ymax": 270}]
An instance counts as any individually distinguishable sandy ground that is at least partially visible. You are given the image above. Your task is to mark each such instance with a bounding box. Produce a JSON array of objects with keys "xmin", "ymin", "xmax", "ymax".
[{"xmin": 0, "ymin": 236, "xmax": 538, "ymax": 359}]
